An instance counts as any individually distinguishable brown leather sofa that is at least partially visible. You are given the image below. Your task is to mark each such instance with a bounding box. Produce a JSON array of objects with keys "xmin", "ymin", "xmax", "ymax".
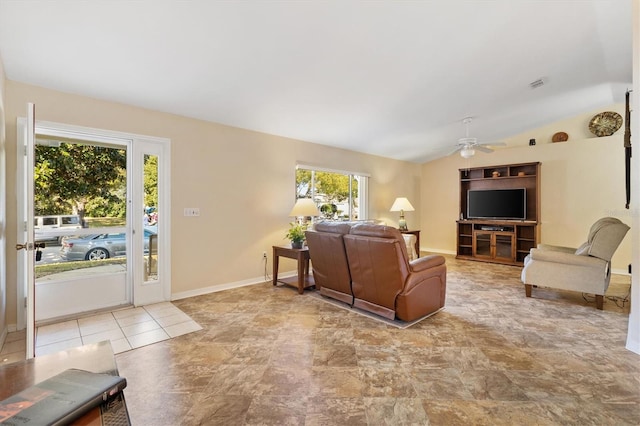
[
  {"xmin": 307, "ymin": 222, "xmax": 447, "ymax": 322},
  {"xmin": 305, "ymin": 222, "xmax": 354, "ymax": 305},
  {"xmin": 344, "ymin": 223, "xmax": 447, "ymax": 321}
]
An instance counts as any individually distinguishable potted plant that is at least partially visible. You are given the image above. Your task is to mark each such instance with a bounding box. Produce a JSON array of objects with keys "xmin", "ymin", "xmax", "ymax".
[{"xmin": 285, "ymin": 222, "xmax": 306, "ymax": 249}]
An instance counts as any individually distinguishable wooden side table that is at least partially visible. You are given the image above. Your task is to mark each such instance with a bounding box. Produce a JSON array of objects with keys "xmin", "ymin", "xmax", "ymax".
[
  {"xmin": 272, "ymin": 245, "xmax": 315, "ymax": 294},
  {"xmin": 400, "ymin": 229, "xmax": 421, "ymax": 258}
]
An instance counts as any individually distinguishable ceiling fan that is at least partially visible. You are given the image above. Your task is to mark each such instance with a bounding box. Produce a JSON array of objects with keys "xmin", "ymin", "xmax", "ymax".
[{"xmin": 449, "ymin": 117, "xmax": 506, "ymax": 158}]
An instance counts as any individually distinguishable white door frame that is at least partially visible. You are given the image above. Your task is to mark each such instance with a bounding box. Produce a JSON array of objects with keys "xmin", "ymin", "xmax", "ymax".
[{"xmin": 16, "ymin": 119, "xmax": 171, "ymax": 331}]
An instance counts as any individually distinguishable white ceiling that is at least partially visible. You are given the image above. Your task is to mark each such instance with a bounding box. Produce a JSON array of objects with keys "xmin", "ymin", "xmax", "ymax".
[{"xmin": 0, "ymin": 1, "xmax": 632, "ymax": 163}]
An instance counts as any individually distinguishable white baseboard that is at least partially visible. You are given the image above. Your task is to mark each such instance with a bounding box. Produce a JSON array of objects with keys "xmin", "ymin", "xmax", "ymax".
[{"xmin": 171, "ymin": 272, "xmax": 296, "ymax": 301}]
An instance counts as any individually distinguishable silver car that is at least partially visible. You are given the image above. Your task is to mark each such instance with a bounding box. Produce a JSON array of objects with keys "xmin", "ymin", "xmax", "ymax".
[{"xmin": 60, "ymin": 228, "xmax": 156, "ymax": 261}]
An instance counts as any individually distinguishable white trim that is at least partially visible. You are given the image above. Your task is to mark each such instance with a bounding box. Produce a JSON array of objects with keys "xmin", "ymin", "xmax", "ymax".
[
  {"xmin": 296, "ymin": 162, "xmax": 371, "ymax": 178},
  {"xmin": 424, "ymin": 247, "xmax": 457, "ymax": 256},
  {"xmin": 627, "ymin": 0, "xmax": 640, "ymax": 356}
]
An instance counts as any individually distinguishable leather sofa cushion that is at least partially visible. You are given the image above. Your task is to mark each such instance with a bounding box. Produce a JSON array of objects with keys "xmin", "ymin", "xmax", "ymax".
[{"xmin": 314, "ymin": 221, "xmax": 353, "ymax": 235}]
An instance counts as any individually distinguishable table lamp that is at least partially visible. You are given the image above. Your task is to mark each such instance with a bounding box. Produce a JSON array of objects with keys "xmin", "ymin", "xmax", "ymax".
[
  {"xmin": 289, "ymin": 198, "xmax": 320, "ymax": 224},
  {"xmin": 390, "ymin": 197, "xmax": 415, "ymax": 231}
]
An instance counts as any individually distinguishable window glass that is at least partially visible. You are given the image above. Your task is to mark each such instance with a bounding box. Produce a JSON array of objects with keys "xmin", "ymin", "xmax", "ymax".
[
  {"xmin": 62, "ymin": 216, "xmax": 80, "ymax": 225},
  {"xmin": 295, "ymin": 167, "xmax": 367, "ymax": 221},
  {"xmin": 43, "ymin": 217, "xmax": 57, "ymax": 226}
]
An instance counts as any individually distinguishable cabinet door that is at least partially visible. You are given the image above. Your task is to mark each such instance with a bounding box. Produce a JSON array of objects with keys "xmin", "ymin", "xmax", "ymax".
[
  {"xmin": 494, "ymin": 232, "xmax": 515, "ymax": 262},
  {"xmin": 473, "ymin": 232, "xmax": 493, "ymax": 259}
]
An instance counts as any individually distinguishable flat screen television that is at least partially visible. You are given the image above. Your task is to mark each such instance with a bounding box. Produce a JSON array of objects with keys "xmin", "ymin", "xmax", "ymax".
[{"xmin": 467, "ymin": 188, "xmax": 526, "ymax": 220}]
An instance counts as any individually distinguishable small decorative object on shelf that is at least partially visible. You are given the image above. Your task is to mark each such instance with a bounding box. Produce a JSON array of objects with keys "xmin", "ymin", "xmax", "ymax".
[
  {"xmin": 492, "ymin": 171, "xmax": 500, "ymax": 178},
  {"xmin": 589, "ymin": 111, "xmax": 623, "ymax": 137},
  {"xmin": 285, "ymin": 222, "xmax": 306, "ymax": 249},
  {"xmin": 552, "ymin": 131, "xmax": 569, "ymax": 142},
  {"xmin": 518, "ymin": 171, "xmax": 526, "ymax": 177}
]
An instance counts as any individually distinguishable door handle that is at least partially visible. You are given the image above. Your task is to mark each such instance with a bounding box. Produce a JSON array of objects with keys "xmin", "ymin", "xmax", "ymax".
[{"xmin": 16, "ymin": 242, "xmax": 34, "ymax": 251}]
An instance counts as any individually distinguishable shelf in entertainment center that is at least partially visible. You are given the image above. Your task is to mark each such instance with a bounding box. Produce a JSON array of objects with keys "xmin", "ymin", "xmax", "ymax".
[{"xmin": 457, "ymin": 162, "xmax": 540, "ymax": 266}]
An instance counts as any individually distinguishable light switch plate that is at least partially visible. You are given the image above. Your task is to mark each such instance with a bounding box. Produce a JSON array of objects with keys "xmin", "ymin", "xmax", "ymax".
[{"xmin": 184, "ymin": 208, "xmax": 200, "ymax": 217}]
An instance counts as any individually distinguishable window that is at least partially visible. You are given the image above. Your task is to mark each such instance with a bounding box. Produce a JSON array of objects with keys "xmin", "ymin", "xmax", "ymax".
[{"xmin": 295, "ymin": 165, "xmax": 368, "ymax": 221}]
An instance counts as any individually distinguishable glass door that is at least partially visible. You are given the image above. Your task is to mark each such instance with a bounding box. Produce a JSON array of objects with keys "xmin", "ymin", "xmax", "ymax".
[
  {"xmin": 33, "ymin": 133, "xmax": 132, "ymax": 321},
  {"xmin": 17, "ymin": 118, "xmax": 171, "ymax": 338},
  {"xmin": 473, "ymin": 231, "xmax": 493, "ymax": 259},
  {"xmin": 131, "ymin": 139, "xmax": 170, "ymax": 305},
  {"xmin": 494, "ymin": 233, "xmax": 515, "ymax": 262}
]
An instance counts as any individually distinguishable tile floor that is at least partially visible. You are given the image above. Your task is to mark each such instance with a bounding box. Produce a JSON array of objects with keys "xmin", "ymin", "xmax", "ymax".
[
  {"xmin": 0, "ymin": 302, "xmax": 202, "ymax": 363},
  {"xmin": 112, "ymin": 256, "xmax": 638, "ymax": 425},
  {"xmin": 2, "ymin": 256, "xmax": 638, "ymax": 425}
]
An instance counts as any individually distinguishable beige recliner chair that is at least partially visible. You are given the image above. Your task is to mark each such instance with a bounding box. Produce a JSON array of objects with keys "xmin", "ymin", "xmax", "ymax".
[{"xmin": 521, "ymin": 217, "xmax": 629, "ymax": 309}]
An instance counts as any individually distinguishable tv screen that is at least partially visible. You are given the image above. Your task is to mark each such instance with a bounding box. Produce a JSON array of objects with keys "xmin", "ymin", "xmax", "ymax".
[{"xmin": 467, "ymin": 188, "xmax": 526, "ymax": 220}]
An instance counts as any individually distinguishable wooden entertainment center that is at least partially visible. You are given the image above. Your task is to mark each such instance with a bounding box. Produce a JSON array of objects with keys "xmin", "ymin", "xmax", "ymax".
[{"xmin": 456, "ymin": 162, "xmax": 540, "ymax": 266}]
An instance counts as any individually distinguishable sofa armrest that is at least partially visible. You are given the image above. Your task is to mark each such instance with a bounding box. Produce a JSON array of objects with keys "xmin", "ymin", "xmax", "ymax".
[
  {"xmin": 529, "ymin": 248, "xmax": 604, "ymax": 267},
  {"xmin": 536, "ymin": 244, "xmax": 576, "ymax": 254},
  {"xmin": 409, "ymin": 254, "xmax": 445, "ymax": 272}
]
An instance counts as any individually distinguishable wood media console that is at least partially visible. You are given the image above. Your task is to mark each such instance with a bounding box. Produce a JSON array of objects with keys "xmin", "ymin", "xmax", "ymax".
[{"xmin": 456, "ymin": 162, "xmax": 540, "ymax": 266}]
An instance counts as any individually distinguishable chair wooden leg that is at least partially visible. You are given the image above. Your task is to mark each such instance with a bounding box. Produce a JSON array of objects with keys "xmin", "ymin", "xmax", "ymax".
[
  {"xmin": 525, "ymin": 284, "xmax": 532, "ymax": 298},
  {"xmin": 596, "ymin": 294, "xmax": 604, "ymax": 310}
]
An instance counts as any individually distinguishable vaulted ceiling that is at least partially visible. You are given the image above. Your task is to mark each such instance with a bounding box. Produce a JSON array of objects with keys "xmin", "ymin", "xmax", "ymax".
[{"xmin": 0, "ymin": 1, "xmax": 632, "ymax": 163}]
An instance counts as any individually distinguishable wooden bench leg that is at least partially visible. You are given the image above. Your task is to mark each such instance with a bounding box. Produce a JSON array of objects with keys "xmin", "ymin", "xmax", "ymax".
[
  {"xmin": 596, "ymin": 294, "xmax": 604, "ymax": 310},
  {"xmin": 525, "ymin": 284, "xmax": 532, "ymax": 298}
]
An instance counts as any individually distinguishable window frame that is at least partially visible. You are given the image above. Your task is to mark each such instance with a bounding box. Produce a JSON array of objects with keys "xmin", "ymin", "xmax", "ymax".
[{"xmin": 295, "ymin": 164, "xmax": 369, "ymax": 221}]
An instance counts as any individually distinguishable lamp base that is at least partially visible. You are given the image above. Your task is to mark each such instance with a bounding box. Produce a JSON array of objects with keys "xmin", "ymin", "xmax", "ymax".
[{"xmin": 398, "ymin": 219, "xmax": 408, "ymax": 231}]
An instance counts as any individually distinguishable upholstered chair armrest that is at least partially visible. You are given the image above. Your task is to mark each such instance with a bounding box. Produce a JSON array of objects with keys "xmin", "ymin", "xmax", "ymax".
[
  {"xmin": 409, "ymin": 254, "xmax": 446, "ymax": 272},
  {"xmin": 528, "ymin": 248, "xmax": 604, "ymax": 267},
  {"xmin": 536, "ymin": 244, "xmax": 576, "ymax": 254}
]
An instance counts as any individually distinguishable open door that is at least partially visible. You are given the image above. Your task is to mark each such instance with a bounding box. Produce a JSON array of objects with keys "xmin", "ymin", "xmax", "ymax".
[{"xmin": 16, "ymin": 103, "xmax": 36, "ymax": 358}]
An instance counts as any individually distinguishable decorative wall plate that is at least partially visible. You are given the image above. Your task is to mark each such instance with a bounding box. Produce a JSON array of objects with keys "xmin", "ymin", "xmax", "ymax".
[
  {"xmin": 589, "ymin": 111, "xmax": 623, "ymax": 137},
  {"xmin": 552, "ymin": 132, "xmax": 568, "ymax": 142}
]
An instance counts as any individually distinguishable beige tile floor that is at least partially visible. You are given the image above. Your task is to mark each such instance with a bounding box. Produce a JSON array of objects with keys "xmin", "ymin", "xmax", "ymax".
[
  {"xmin": 2, "ymin": 257, "xmax": 638, "ymax": 425},
  {"xmin": 113, "ymin": 256, "xmax": 638, "ymax": 425},
  {"xmin": 0, "ymin": 302, "xmax": 201, "ymax": 363}
]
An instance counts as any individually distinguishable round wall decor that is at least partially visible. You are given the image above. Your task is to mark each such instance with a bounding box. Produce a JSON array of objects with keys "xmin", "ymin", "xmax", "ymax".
[
  {"xmin": 588, "ymin": 111, "xmax": 623, "ymax": 137},
  {"xmin": 552, "ymin": 132, "xmax": 568, "ymax": 142}
]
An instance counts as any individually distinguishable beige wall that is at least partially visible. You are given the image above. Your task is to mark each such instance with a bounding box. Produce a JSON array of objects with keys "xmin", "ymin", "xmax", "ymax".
[
  {"xmin": 3, "ymin": 80, "xmax": 421, "ymax": 326},
  {"xmin": 421, "ymin": 104, "xmax": 632, "ymax": 272}
]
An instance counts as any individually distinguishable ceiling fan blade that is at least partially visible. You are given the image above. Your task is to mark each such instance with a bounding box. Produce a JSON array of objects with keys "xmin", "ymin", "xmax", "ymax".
[
  {"xmin": 446, "ymin": 145, "xmax": 465, "ymax": 156},
  {"xmin": 475, "ymin": 145, "xmax": 494, "ymax": 153},
  {"xmin": 482, "ymin": 142, "xmax": 507, "ymax": 147}
]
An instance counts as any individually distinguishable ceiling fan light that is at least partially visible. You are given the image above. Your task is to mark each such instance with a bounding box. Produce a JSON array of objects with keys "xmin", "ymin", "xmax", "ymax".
[{"xmin": 460, "ymin": 147, "xmax": 475, "ymax": 158}]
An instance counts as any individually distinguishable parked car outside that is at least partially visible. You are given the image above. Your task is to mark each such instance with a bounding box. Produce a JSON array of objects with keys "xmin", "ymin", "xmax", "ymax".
[
  {"xmin": 35, "ymin": 215, "xmax": 82, "ymax": 245},
  {"xmin": 60, "ymin": 227, "xmax": 156, "ymax": 261}
]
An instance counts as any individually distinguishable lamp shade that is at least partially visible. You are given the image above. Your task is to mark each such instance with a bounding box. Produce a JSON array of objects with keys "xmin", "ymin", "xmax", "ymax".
[
  {"xmin": 390, "ymin": 197, "xmax": 415, "ymax": 212},
  {"xmin": 289, "ymin": 198, "xmax": 320, "ymax": 217}
]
